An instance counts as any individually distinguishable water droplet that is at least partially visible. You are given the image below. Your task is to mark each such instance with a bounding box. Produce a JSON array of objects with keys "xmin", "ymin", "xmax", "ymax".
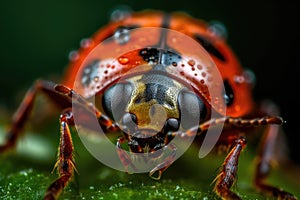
[
  {"xmin": 94, "ymin": 76, "xmax": 99, "ymax": 82},
  {"xmin": 118, "ymin": 57, "xmax": 129, "ymax": 65},
  {"xmin": 243, "ymin": 69, "xmax": 256, "ymax": 85},
  {"xmin": 68, "ymin": 50, "xmax": 79, "ymax": 61},
  {"xmin": 84, "ymin": 67, "xmax": 91, "ymax": 74},
  {"xmin": 208, "ymin": 20, "xmax": 228, "ymax": 39},
  {"xmin": 110, "ymin": 5, "xmax": 132, "ymax": 22},
  {"xmin": 113, "ymin": 27, "xmax": 130, "ymax": 44},
  {"xmin": 233, "ymin": 75, "xmax": 245, "ymax": 84},
  {"xmin": 113, "ymin": 193, "xmax": 118, "ymax": 198},
  {"xmin": 214, "ymin": 97, "xmax": 219, "ymax": 104},
  {"xmin": 19, "ymin": 171, "xmax": 28, "ymax": 176},
  {"xmin": 109, "ymin": 185, "xmax": 114, "ymax": 190},
  {"xmin": 188, "ymin": 59, "xmax": 195, "ymax": 67},
  {"xmin": 80, "ymin": 38, "xmax": 92, "ymax": 48}
]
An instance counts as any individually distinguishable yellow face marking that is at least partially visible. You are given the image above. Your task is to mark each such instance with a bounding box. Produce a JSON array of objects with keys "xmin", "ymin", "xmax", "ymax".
[{"xmin": 126, "ymin": 74, "xmax": 183, "ymax": 132}]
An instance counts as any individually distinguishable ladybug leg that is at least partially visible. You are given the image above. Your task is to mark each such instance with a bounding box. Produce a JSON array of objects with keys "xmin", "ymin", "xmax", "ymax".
[
  {"xmin": 170, "ymin": 116, "xmax": 283, "ymax": 140},
  {"xmin": 54, "ymin": 83, "xmax": 118, "ymax": 132},
  {"xmin": 253, "ymin": 103, "xmax": 297, "ymax": 199},
  {"xmin": 198, "ymin": 113, "xmax": 296, "ymax": 199},
  {"xmin": 0, "ymin": 79, "xmax": 118, "ymax": 153},
  {"xmin": 196, "ymin": 116, "xmax": 283, "ymax": 134},
  {"xmin": 44, "ymin": 109, "xmax": 75, "ymax": 200},
  {"xmin": 213, "ymin": 136, "xmax": 247, "ymax": 200},
  {"xmin": 116, "ymin": 136, "xmax": 138, "ymax": 173},
  {"xmin": 0, "ymin": 80, "xmax": 60, "ymax": 152},
  {"xmin": 170, "ymin": 115, "xmax": 284, "ymax": 199},
  {"xmin": 254, "ymin": 125, "xmax": 297, "ymax": 200},
  {"xmin": 153, "ymin": 128, "xmax": 205, "ymax": 179},
  {"xmin": 149, "ymin": 143, "xmax": 177, "ymax": 180}
]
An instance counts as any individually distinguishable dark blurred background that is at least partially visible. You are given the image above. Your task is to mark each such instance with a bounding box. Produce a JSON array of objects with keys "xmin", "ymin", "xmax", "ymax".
[{"xmin": 0, "ymin": 1, "xmax": 299, "ymax": 163}]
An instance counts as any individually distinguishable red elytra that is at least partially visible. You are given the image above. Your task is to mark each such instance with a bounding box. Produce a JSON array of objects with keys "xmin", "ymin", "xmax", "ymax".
[{"xmin": 64, "ymin": 10, "xmax": 254, "ymax": 117}]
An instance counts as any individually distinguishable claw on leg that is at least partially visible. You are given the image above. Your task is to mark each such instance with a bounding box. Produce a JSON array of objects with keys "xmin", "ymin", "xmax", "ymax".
[
  {"xmin": 116, "ymin": 137, "xmax": 138, "ymax": 173},
  {"xmin": 213, "ymin": 137, "xmax": 247, "ymax": 200},
  {"xmin": 149, "ymin": 144, "xmax": 177, "ymax": 180},
  {"xmin": 44, "ymin": 110, "xmax": 76, "ymax": 200}
]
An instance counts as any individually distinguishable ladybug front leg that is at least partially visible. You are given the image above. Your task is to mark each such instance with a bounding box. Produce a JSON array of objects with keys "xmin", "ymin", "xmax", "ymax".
[
  {"xmin": 44, "ymin": 109, "xmax": 75, "ymax": 200},
  {"xmin": 116, "ymin": 136, "xmax": 138, "ymax": 173},
  {"xmin": 0, "ymin": 79, "xmax": 117, "ymax": 153},
  {"xmin": 149, "ymin": 143, "xmax": 177, "ymax": 180},
  {"xmin": 175, "ymin": 115, "xmax": 284, "ymax": 199},
  {"xmin": 214, "ymin": 137, "xmax": 247, "ymax": 200},
  {"xmin": 174, "ymin": 115, "xmax": 284, "ymax": 138}
]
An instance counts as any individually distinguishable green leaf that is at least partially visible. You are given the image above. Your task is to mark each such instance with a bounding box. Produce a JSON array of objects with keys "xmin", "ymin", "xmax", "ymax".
[{"xmin": 0, "ymin": 126, "xmax": 299, "ymax": 200}]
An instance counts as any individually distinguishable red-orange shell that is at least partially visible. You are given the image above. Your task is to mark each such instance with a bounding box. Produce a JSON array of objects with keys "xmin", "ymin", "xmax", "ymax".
[{"xmin": 63, "ymin": 10, "xmax": 254, "ymax": 117}]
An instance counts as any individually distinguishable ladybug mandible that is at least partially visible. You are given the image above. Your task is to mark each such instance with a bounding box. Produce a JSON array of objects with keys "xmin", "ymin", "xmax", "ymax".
[{"xmin": 1, "ymin": 9, "xmax": 297, "ymax": 200}]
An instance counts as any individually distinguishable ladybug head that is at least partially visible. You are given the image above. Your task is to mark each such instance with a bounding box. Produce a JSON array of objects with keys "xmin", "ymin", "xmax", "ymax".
[{"xmin": 102, "ymin": 71, "xmax": 207, "ymax": 139}]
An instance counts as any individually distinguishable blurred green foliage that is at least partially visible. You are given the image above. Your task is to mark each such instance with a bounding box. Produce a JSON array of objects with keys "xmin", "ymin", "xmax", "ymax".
[{"xmin": 1, "ymin": 127, "xmax": 300, "ymax": 199}]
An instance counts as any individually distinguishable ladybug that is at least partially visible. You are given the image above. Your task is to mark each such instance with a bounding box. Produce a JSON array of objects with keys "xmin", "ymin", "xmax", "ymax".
[{"xmin": 0, "ymin": 9, "xmax": 297, "ymax": 200}]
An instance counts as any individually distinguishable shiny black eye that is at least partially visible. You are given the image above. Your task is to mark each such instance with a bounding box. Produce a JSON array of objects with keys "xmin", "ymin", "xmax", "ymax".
[
  {"xmin": 164, "ymin": 118, "xmax": 180, "ymax": 133},
  {"xmin": 121, "ymin": 113, "xmax": 137, "ymax": 130},
  {"xmin": 102, "ymin": 82, "xmax": 133, "ymax": 121},
  {"xmin": 178, "ymin": 90, "xmax": 207, "ymax": 130}
]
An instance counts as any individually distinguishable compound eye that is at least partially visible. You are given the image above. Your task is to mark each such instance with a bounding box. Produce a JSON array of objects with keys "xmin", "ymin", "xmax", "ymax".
[
  {"xmin": 121, "ymin": 112, "xmax": 137, "ymax": 130},
  {"xmin": 178, "ymin": 90, "xmax": 207, "ymax": 130},
  {"xmin": 102, "ymin": 82, "xmax": 133, "ymax": 121},
  {"xmin": 164, "ymin": 118, "xmax": 180, "ymax": 133}
]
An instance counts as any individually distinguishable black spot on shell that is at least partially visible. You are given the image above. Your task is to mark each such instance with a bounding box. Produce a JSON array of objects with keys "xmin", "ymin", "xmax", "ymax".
[
  {"xmin": 139, "ymin": 48, "xmax": 182, "ymax": 66},
  {"xmin": 194, "ymin": 34, "xmax": 226, "ymax": 62},
  {"xmin": 223, "ymin": 79, "xmax": 234, "ymax": 106}
]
